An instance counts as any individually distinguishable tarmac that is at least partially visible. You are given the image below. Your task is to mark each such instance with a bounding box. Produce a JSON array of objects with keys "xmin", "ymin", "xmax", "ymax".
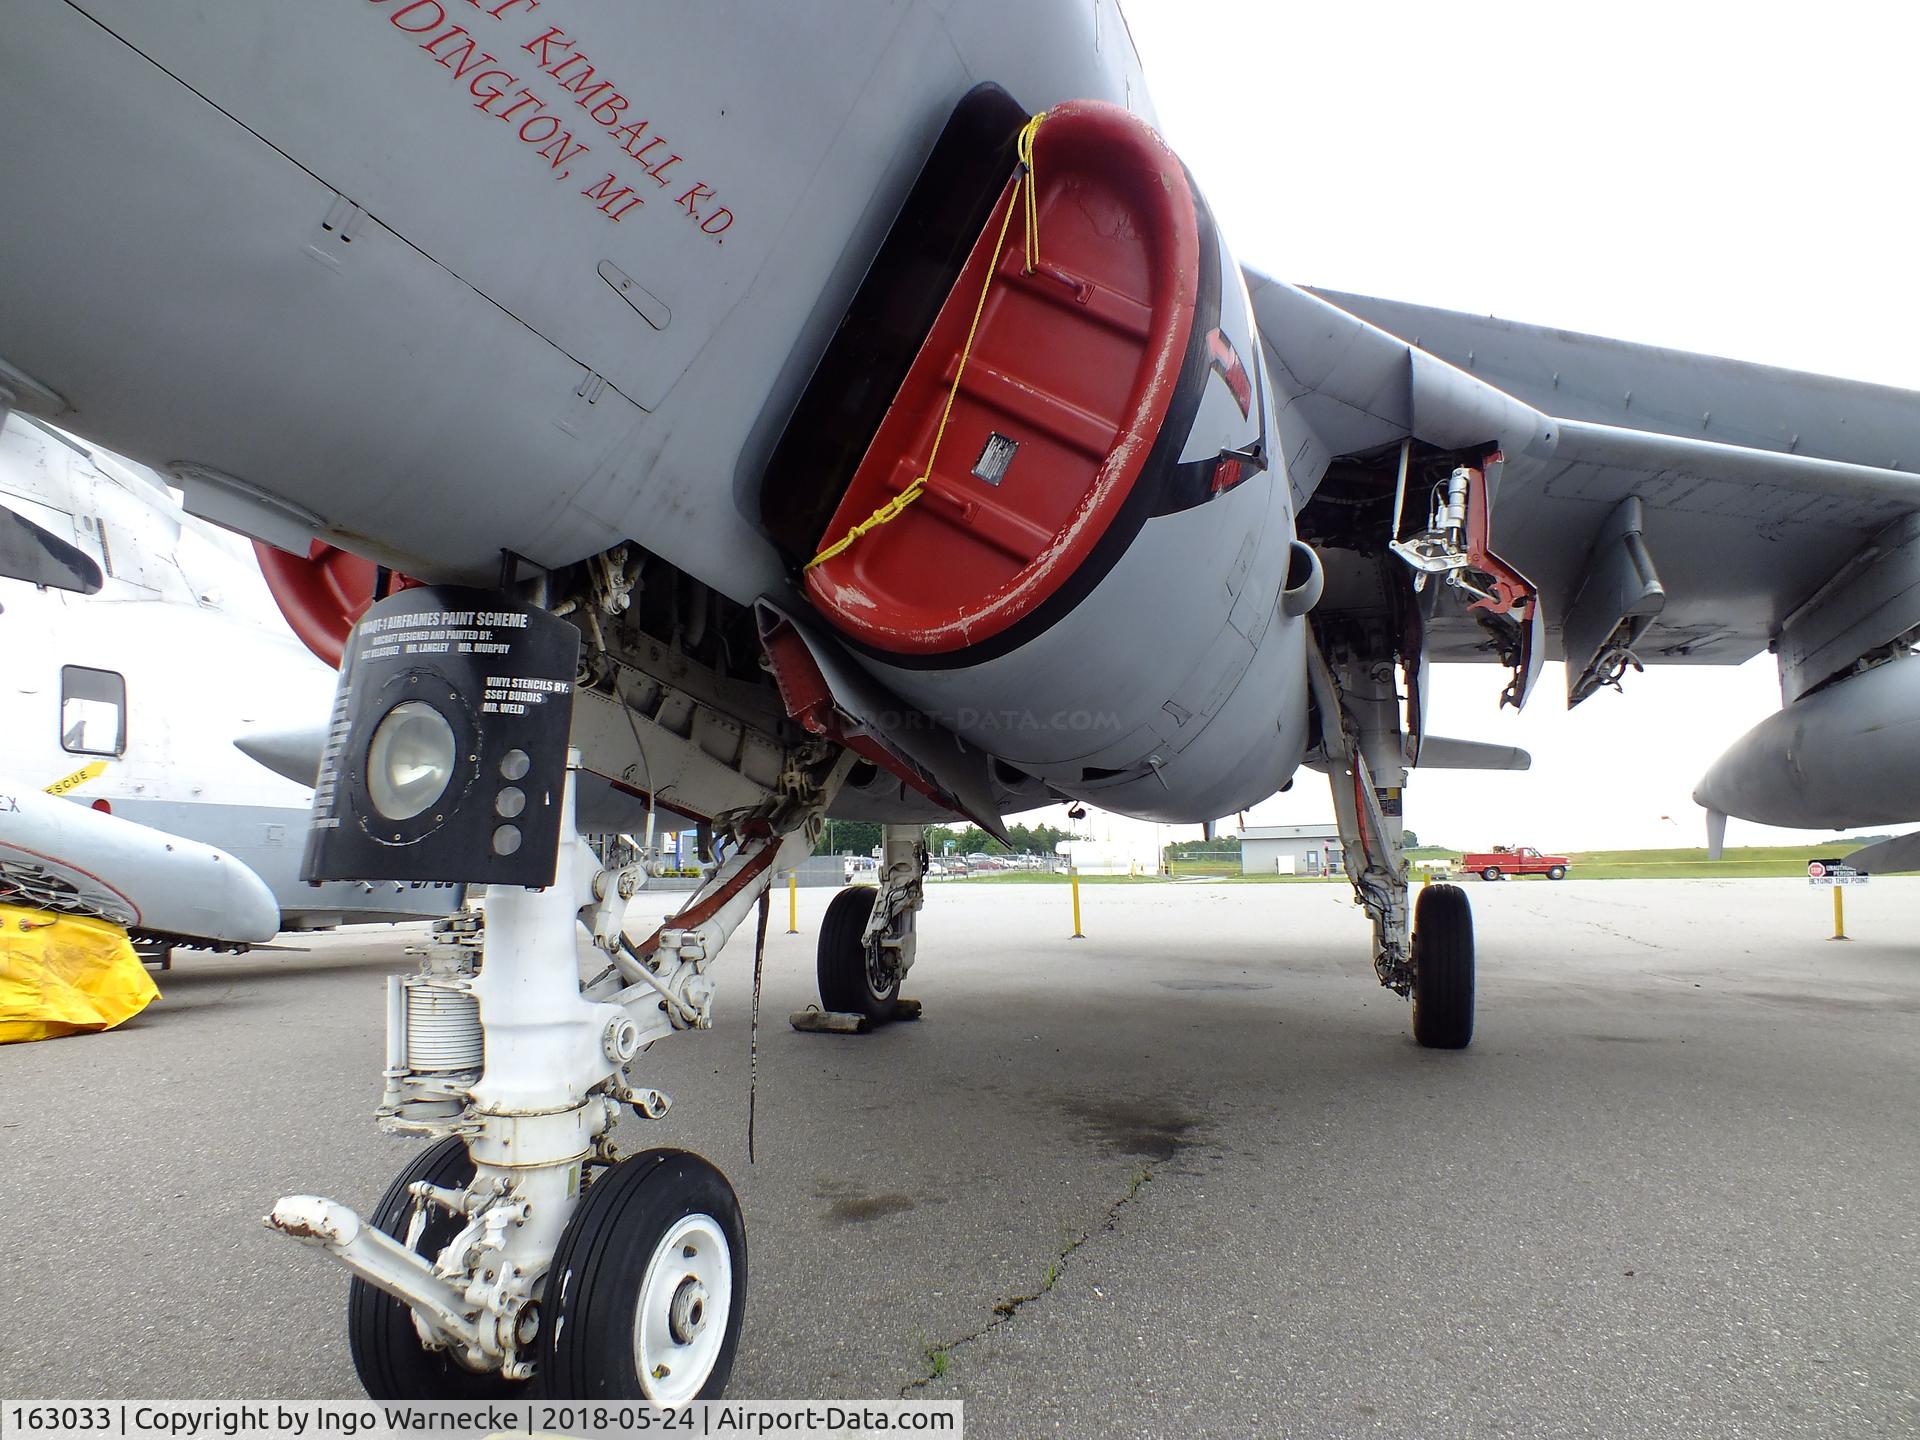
[{"xmin": 2, "ymin": 877, "xmax": 1916, "ymax": 1438}]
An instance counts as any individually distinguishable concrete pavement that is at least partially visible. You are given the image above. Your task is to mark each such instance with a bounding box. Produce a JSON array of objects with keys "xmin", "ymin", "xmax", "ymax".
[{"xmin": 1, "ymin": 878, "xmax": 1914, "ymax": 1437}]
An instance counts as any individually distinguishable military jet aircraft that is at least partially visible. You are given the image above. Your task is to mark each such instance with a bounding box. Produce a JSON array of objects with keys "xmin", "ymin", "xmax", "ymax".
[{"xmin": 1, "ymin": 0, "xmax": 1916, "ymax": 1402}]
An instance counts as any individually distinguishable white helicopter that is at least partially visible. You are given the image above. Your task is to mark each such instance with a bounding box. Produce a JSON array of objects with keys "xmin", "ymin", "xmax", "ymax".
[{"xmin": 0, "ymin": 413, "xmax": 455, "ymax": 964}]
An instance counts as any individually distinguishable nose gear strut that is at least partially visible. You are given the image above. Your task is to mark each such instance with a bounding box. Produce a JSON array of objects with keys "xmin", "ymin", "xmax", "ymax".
[{"xmin": 268, "ymin": 749, "xmax": 851, "ymax": 1395}]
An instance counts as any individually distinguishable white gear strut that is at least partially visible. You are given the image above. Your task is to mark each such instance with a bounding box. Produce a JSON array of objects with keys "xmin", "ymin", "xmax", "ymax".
[
  {"xmin": 267, "ymin": 752, "xmax": 835, "ymax": 1380},
  {"xmin": 864, "ymin": 822, "xmax": 928, "ymax": 977}
]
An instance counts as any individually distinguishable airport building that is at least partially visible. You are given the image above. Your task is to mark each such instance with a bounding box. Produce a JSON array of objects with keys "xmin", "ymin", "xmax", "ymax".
[{"xmin": 1240, "ymin": 823, "xmax": 1344, "ymax": 877}]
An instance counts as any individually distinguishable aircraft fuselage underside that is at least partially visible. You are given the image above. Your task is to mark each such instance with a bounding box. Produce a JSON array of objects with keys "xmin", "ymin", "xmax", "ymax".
[{"xmin": 0, "ymin": 0, "xmax": 1494, "ymax": 1403}]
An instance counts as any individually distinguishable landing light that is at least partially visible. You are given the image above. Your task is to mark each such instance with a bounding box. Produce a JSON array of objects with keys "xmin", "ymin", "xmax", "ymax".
[
  {"xmin": 366, "ymin": 701, "xmax": 456, "ymax": 821},
  {"xmin": 303, "ymin": 586, "xmax": 577, "ymax": 887}
]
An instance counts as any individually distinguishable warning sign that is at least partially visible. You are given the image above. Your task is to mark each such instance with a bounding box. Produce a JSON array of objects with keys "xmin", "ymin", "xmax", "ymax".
[{"xmin": 1807, "ymin": 859, "xmax": 1868, "ymax": 886}]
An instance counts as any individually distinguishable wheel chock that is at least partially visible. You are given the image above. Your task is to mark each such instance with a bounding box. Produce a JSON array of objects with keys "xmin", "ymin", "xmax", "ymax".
[
  {"xmin": 789, "ymin": 1008, "xmax": 868, "ymax": 1033},
  {"xmin": 787, "ymin": 998, "xmax": 923, "ymax": 1034}
]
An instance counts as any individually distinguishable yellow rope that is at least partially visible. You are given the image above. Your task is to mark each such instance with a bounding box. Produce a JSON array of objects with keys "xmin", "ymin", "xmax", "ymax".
[
  {"xmin": 807, "ymin": 112, "xmax": 1047, "ymax": 572},
  {"xmin": 1017, "ymin": 111, "xmax": 1043, "ymax": 275}
]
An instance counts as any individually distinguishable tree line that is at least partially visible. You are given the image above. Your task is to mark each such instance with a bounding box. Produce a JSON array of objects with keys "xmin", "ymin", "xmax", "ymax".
[
  {"xmin": 813, "ymin": 820, "xmax": 1425, "ymax": 860},
  {"xmin": 811, "ymin": 819, "xmax": 1072, "ymax": 858}
]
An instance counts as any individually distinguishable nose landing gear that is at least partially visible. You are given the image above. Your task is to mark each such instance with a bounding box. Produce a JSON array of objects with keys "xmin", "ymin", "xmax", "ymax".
[
  {"xmin": 346, "ymin": 1137, "xmax": 524, "ymax": 1401},
  {"xmin": 271, "ymin": 750, "xmax": 848, "ymax": 1398}
]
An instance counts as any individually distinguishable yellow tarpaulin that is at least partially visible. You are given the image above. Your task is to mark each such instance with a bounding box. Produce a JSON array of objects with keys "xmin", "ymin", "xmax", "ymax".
[{"xmin": 0, "ymin": 900, "xmax": 160, "ymax": 1043}]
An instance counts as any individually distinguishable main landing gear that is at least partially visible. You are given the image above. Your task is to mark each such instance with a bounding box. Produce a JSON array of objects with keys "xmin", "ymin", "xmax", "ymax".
[
  {"xmin": 269, "ymin": 750, "xmax": 848, "ymax": 1399},
  {"xmin": 1410, "ymin": 882, "xmax": 1474, "ymax": 1049},
  {"xmin": 815, "ymin": 824, "xmax": 926, "ymax": 1025},
  {"xmin": 1300, "ymin": 444, "xmax": 1546, "ymax": 1048},
  {"xmin": 1307, "ymin": 630, "xmax": 1476, "ymax": 1050}
]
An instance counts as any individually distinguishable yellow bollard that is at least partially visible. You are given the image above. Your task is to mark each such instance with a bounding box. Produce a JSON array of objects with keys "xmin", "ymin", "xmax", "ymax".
[
  {"xmin": 1831, "ymin": 885, "xmax": 1849, "ymax": 941},
  {"xmin": 787, "ymin": 871, "xmax": 799, "ymax": 934},
  {"xmin": 1070, "ymin": 865, "xmax": 1085, "ymax": 939}
]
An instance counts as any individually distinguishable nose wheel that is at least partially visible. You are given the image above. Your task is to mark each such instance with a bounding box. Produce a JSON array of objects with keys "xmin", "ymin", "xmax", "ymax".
[
  {"xmin": 347, "ymin": 1138, "xmax": 527, "ymax": 1400},
  {"xmin": 539, "ymin": 1149, "xmax": 746, "ymax": 1402}
]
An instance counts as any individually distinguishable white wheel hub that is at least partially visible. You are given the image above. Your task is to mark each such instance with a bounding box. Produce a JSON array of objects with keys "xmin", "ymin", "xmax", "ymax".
[
  {"xmin": 633, "ymin": 1213, "xmax": 732, "ymax": 1405},
  {"xmin": 668, "ymin": 1277, "xmax": 709, "ymax": 1343}
]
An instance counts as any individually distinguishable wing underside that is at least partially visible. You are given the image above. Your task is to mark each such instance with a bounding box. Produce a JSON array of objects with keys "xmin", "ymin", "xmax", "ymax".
[{"xmin": 1253, "ymin": 275, "xmax": 1920, "ymax": 701}]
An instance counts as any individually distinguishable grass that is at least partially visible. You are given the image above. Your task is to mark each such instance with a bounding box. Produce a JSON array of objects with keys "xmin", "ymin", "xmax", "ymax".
[
  {"xmin": 1197, "ymin": 872, "xmax": 1344, "ymax": 884},
  {"xmin": 964, "ymin": 870, "xmax": 1164, "ymax": 884},
  {"xmin": 966, "ymin": 867, "xmax": 1344, "ymax": 885},
  {"xmin": 1432, "ymin": 842, "xmax": 1882, "ymax": 881},
  {"xmin": 1559, "ymin": 843, "xmax": 1859, "ymax": 880},
  {"xmin": 1166, "ymin": 859, "xmax": 1239, "ymax": 878}
]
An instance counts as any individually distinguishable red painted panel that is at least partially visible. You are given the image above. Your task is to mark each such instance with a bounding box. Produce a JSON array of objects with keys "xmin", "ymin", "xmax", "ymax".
[{"xmin": 804, "ymin": 101, "xmax": 1199, "ymax": 656}]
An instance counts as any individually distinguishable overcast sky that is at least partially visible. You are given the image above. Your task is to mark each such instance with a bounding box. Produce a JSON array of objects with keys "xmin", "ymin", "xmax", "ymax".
[{"xmin": 1061, "ymin": 0, "xmax": 1920, "ymax": 854}]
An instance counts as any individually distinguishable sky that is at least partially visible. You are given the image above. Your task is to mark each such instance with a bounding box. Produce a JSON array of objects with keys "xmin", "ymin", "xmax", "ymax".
[{"xmin": 1059, "ymin": 0, "xmax": 1920, "ymax": 856}]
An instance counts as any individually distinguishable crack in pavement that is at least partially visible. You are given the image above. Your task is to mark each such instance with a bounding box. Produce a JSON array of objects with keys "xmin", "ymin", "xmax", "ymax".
[
  {"xmin": 1511, "ymin": 895, "xmax": 1669, "ymax": 951},
  {"xmin": 1585, "ymin": 918, "xmax": 1668, "ymax": 951},
  {"xmin": 901, "ymin": 1166, "xmax": 1154, "ymax": 1396}
]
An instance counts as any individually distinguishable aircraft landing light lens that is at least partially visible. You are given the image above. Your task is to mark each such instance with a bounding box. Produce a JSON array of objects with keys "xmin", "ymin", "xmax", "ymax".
[
  {"xmin": 495, "ymin": 786, "xmax": 526, "ymax": 819},
  {"xmin": 500, "ymin": 748, "xmax": 531, "ymax": 781},
  {"xmin": 367, "ymin": 701, "xmax": 457, "ymax": 822},
  {"xmin": 493, "ymin": 825, "xmax": 523, "ymax": 856}
]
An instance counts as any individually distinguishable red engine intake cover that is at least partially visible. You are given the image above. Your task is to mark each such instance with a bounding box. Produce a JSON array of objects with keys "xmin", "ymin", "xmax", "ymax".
[
  {"xmin": 803, "ymin": 100, "xmax": 1200, "ymax": 657},
  {"xmin": 254, "ymin": 540, "xmax": 422, "ymax": 668}
]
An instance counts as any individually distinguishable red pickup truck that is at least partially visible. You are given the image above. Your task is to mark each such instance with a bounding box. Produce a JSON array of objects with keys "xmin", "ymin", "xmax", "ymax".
[{"xmin": 1462, "ymin": 846, "xmax": 1570, "ymax": 881}]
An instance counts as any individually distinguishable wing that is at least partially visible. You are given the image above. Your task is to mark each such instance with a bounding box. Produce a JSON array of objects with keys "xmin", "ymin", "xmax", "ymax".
[{"xmin": 1249, "ymin": 272, "xmax": 1920, "ymax": 703}]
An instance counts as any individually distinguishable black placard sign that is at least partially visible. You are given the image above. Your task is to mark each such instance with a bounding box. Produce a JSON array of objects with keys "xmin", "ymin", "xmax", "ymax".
[{"xmin": 302, "ymin": 587, "xmax": 580, "ymax": 887}]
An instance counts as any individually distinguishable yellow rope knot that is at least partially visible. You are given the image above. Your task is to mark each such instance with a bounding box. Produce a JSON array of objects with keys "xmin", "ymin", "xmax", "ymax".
[{"xmin": 806, "ymin": 112, "xmax": 1048, "ymax": 572}]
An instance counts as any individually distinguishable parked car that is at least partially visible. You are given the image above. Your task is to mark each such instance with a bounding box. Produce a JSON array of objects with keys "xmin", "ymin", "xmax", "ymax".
[{"xmin": 1461, "ymin": 845, "xmax": 1570, "ymax": 881}]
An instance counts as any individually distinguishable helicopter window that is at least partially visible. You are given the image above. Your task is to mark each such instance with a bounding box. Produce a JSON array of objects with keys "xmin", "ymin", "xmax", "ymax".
[{"xmin": 60, "ymin": 665, "xmax": 126, "ymax": 757}]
